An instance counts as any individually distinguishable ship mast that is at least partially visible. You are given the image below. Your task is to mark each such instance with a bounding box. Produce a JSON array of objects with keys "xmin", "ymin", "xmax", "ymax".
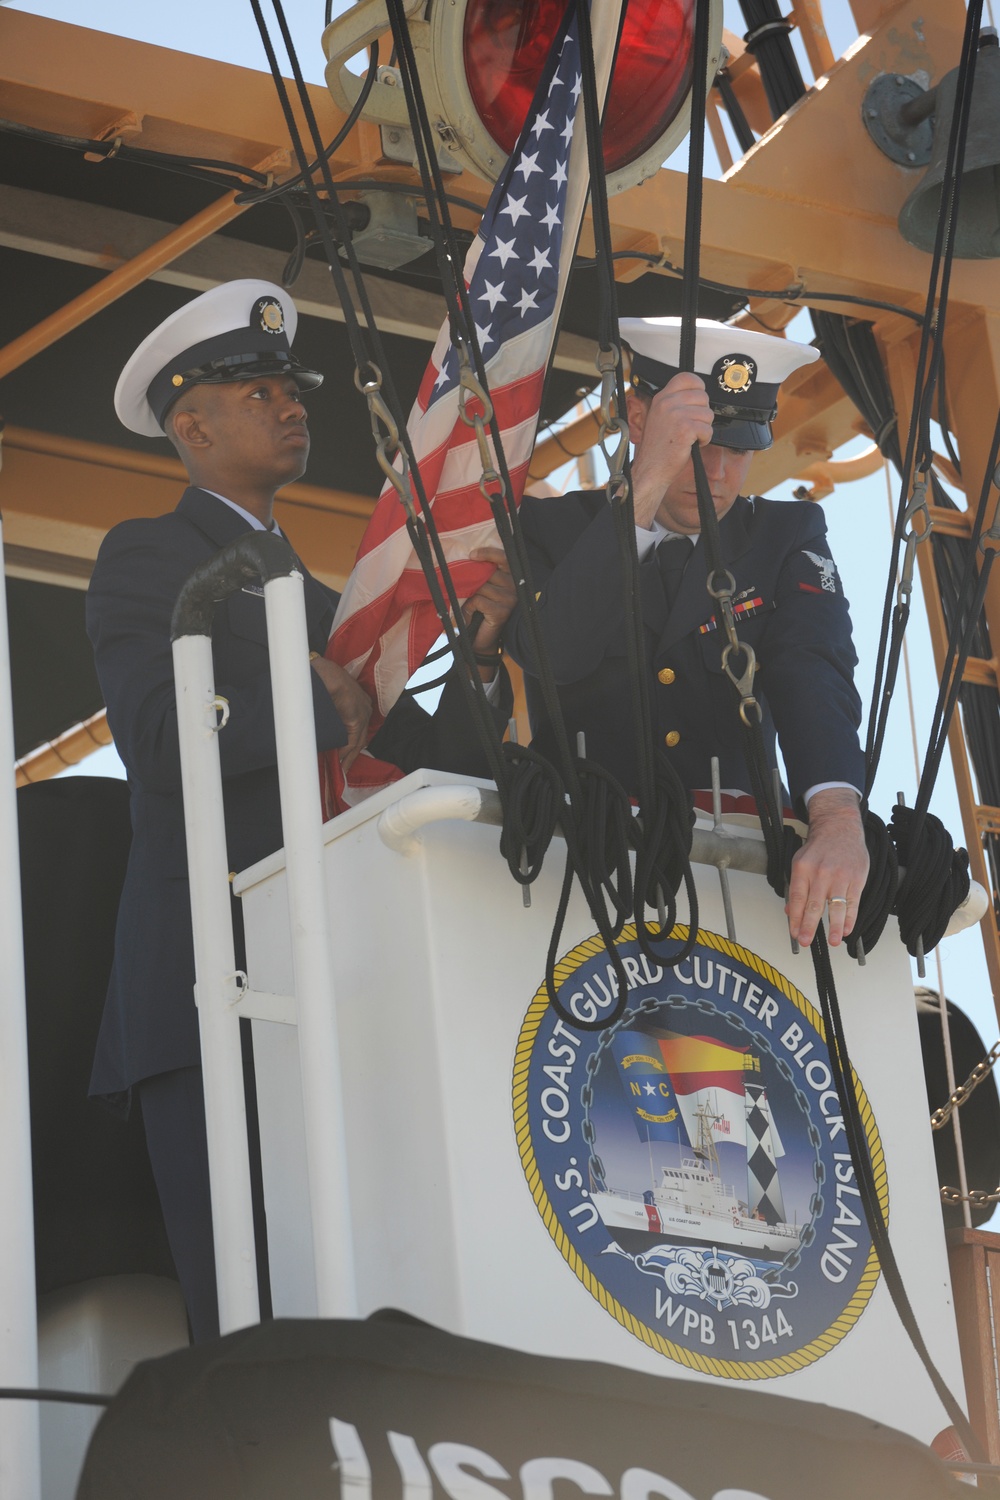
[{"xmin": 691, "ymin": 1098, "xmax": 723, "ymax": 1176}]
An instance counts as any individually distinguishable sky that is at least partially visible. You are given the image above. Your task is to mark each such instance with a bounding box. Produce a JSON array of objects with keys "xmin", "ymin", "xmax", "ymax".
[{"xmin": 9, "ymin": 0, "xmax": 998, "ymax": 1221}]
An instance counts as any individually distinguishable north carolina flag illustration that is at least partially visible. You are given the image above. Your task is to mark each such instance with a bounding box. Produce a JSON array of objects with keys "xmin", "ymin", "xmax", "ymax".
[{"xmin": 610, "ymin": 1032, "xmax": 684, "ymax": 1143}]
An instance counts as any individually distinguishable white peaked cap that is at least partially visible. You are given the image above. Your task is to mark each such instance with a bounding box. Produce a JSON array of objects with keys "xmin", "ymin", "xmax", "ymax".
[
  {"xmin": 115, "ymin": 280, "xmax": 314, "ymax": 439},
  {"xmin": 619, "ymin": 317, "xmax": 820, "ymax": 384}
]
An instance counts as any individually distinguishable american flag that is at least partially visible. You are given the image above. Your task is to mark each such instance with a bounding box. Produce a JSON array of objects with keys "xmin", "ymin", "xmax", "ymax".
[{"xmin": 323, "ymin": 2, "xmax": 588, "ymax": 802}]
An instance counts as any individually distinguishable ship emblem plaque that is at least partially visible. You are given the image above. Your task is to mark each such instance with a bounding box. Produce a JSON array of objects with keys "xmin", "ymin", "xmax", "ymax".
[{"xmin": 513, "ymin": 926, "xmax": 887, "ymax": 1379}]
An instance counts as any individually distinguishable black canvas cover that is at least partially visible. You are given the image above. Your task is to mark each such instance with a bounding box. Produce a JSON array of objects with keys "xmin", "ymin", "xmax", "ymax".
[
  {"xmin": 78, "ymin": 1310, "xmax": 962, "ymax": 1499},
  {"xmin": 917, "ymin": 994, "xmax": 1000, "ymax": 1229},
  {"xmin": 18, "ymin": 778, "xmax": 175, "ymax": 1293}
]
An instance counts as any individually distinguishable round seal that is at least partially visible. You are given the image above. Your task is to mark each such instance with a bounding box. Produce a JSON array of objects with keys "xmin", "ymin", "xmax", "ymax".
[
  {"xmin": 712, "ymin": 354, "xmax": 757, "ymax": 395},
  {"xmin": 512, "ymin": 925, "xmax": 886, "ymax": 1380},
  {"xmin": 255, "ymin": 296, "xmax": 285, "ymax": 335}
]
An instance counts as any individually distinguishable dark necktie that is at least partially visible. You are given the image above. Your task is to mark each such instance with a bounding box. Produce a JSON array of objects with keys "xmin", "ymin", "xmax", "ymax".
[{"xmin": 655, "ymin": 535, "xmax": 693, "ymax": 611}]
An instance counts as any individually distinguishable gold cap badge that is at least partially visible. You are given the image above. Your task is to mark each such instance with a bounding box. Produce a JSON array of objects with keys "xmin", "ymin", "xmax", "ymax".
[
  {"xmin": 257, "ymin": 298, "xmax": 285, "ymax": 335},
  {"xmin": 715, "ymin": 355, "xmax": 757, "ymax": 393}
]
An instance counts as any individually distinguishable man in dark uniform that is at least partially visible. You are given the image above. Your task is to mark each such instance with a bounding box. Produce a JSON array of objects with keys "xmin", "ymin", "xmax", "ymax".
[
  {"xmin": 88, "ymin": 280, "xmax": 515, "ymax": 1340},
  {"xmin": 505, "ymin": 316, "xmax": 869, "ymax": 952}
]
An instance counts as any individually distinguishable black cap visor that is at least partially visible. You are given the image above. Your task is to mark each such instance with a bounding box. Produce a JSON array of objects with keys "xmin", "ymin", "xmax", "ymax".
[
  {"xmin": 710, "ymin": 416, "xmax": 773, "ymax": 452},
  {"xmin": 148, "ymin": 326, "xmax": 323, "ymax": 429}
]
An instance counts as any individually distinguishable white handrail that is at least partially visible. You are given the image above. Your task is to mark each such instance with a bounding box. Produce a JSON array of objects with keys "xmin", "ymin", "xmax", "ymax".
[
  {"xmin": 173, "ymin": 552, "xmax": 356, "ymax": 1328},
  {"xmin": 264, "ymin": 574, "xmax": 356, "ymax": 1319},
  {"xmin": 172, "ymin": 633, "xmax": 260, "ymax": 1334}
]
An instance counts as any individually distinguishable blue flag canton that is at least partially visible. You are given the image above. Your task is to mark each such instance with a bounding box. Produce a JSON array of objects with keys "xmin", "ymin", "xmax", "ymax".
[
  {"xmin": 610, "ymin": 1030, "xmax": 684, "ymax": 1143},
  {"xmin": 429, "ymin": 20, "xmax": 581, "ymax": 409}
]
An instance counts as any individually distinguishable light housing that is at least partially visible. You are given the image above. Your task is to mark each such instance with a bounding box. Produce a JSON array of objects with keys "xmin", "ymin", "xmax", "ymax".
[{"xmin": 324, "ymin": 0, "xmax": 723, "ymax": 193}]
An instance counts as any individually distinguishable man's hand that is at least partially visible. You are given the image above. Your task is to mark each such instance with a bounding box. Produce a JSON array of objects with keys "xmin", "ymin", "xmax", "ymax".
[
  {"xmin": 467, "ymin": 546, "xmax": 517, "ymax": 671},
  {"xmin": 310, "ymin": 656, "xmax": 373, "ymax": 771},
  {"xmin": 786, "ymin": 788, "xmax": 870, "ymax": 948},
  {"xmin": 630, "ymin": 372, "xmax": 714, "ymax": 530}
]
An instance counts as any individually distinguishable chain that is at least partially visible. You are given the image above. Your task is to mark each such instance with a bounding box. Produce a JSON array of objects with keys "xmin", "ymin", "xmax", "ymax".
[
  {"xmin": 595, "ymin": 344, "xmax": 630, "ymax": 505},
  {"xmin": 457, "ymin": 347, "xmax": 508, "ymax": 507},
  {"xmin": 930, "ymin": 1037, "xmax": 1000, "ymax": 1130},
  {"xmin": 941, "ymin": 1184, "xmax": 1000, "ymax": 1206},
  {"xmin": 355, "ymin": 364, "xmax": 418, "ymax": 523}
]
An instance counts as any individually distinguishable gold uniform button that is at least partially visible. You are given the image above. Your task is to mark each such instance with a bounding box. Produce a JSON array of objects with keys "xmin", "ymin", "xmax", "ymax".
[
  {"xmin": 665, "ymin": 730, "xmax": 681, "ymax": 748},
  {"xmin": 657, "ymin": 667, "xmax": 676, "ymax": 686}
]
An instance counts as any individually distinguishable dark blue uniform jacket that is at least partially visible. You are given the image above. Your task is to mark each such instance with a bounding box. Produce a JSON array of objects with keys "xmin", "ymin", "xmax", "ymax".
[
  {"xmin": 505, "ymin": 490, "xmax": 864, "ymax": 806},
  {"xmin": 87, "ymin": 487, "xmax": 510, "ymax": 1098}
]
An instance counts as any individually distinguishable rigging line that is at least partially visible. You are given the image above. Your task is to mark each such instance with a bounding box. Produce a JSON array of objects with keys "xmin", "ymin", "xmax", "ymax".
[
  {"xmin": 887, "ymin": 458, "xmax": 974, "ymax": 1229},
  {"xmin": 249, "ymin": 1, "xmax": 509, "ymax": 792},
  {"xmin": 912, "ymin": 405, "xmax": 1000, "ymax": 835},
  {"xmin": 317, "ymin": 0, "xmax": 643, "ymax": 987},
  {"xmin": 678, "ymin": 0, "xmax": 784, "ymax": 889},
  {"xmin": 864, "ymin": 0, "xmax": 984, "ymax": 784},
  {"xmin": 378, "ymin": 0, "xmax": 581, "ymax": 785},
  {"xmin": 383, "ymin": 0, "xmax": 477, "ymax": 355},
  {"xmin": 574, "ymin": 0, "xmax": 657, "ymax": 817},
  {"xmin": 234, "ymin": 41, "xmax": 381, "ymax": 207},
  {"xmin": 810, "ymin": 926, "xmax": 985, "ymax": 1461},
  {"xmin": 573, "ymin": 0, "xmax": 698, "ymax": 963},
  {"xmin": 379, "ymin": 0, "xmax": 626, "ymax": 876},
  {"xmin": 0, "ymin": 117, "xmax": 272, "ymax": 189},
  {"xmin": 255, "ymin": 0, "xmax": 505, "ymax": 730},
  {"xmin": 934, "ymin": 948, "xmax": 975, "ymax": 1230},
  {"xmin": 914, "ymin": 30, "xmax": 984, "ymax": 473},
  {"xmin": 593, "ymin": 252, "xmax": 929, "ymax": 324},
  {"xmin": 284, "ymin": 177, "xmax": 487, "ymax": 215},
  {"xmin": 378, "ymin": 0, "xmax": 587, "ymax": 798}
]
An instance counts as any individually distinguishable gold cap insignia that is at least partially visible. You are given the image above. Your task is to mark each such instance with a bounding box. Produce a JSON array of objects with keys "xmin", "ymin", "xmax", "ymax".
[
  {"xmin": 258, "ymin": 298, "xmax": 285, "ymax": 335},
  {"xmin": 713, "ymin": 354, "xmax": 757, "ymax": 395},
  {"xmin": 171, "ymin": 374, "xmax": 184, "ymax": 387}
]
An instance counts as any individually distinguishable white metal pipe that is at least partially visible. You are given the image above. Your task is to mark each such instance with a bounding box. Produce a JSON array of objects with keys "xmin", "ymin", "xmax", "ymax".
[
  {"xmin": 264, "ymin": 574, "xmax": 356, "ymax": 1318},
  {"xmin": 942, "ymin": 879, "xmax": 990, "ymax": 937},
  {"xmin": 172, "ymin": 632, "xmax": 259, "ymax": 1334},
  {"xmin": 377, "ymin": 784, "xmax": 772, "ymax": 876},
  {"xmin": 0, "ymin": 512, "xmax": 41, "ymax": 1500},
  {"xmin": 377, "ymin": 784, "xmax": 485, "ymax": 856}
]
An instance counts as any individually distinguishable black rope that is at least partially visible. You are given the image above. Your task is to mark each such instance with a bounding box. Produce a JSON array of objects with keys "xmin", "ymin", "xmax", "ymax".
[
  {"xmin": 572, "ymin": 0, "xmax": 701, "ymax": 969},
  {"xmin": 250, "ymin": 0, "xmax": 512, "ymax": 806},
  {"xmin": 675, "ymin": 0, "xmax": 786, "ymax": 892},
  {"xmin": 864, "ymin": 0, "xmax": 984, "ymax": 790},
  {"xmin": 738, "ymin": 0, "xmax": 805, "ymax": 118},
  {"xmin": 0, "ymin": 1386, "xmax": 111, "ymax": 1408},
  {"xmin": 234, "ymin": 41, "xmax": 382, "ymax": 208},
  {"xmin": 0, "ymin": 116, "xmax": 272, "ymax": 191},
  {"xmin": 809, "ymin": 927, "xmax": 985, "ymax": 1460},
  {"xmin": 890, "ymin": 805, "xmax": 971, "ymax": 956},
  {"xmin": 377, "ymin": 0, "xmax": 651, "ymax": 1025},
  {"xmin": 378, "ymin": 0, "xmax": 586, "ymax": 794},
  {"xmin": 670, "ymin": 1, "xmax": 982, "ymax": 1445},
  {"xmin": 713, "ymin": 68, "xmax": 756, "ymax": 154},
  {"xmin": 845, "ymin": 811, "xmax": 898, "ymax": 961},
  {"xmin": 911, "ymin": 406, "xmax": 1000, "ymax": 831}
]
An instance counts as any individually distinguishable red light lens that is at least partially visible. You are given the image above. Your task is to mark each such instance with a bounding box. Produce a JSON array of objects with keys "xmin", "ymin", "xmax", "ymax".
[{"xmin": 462, "ymin": 0, "xmax": 695, "ymax": 174}]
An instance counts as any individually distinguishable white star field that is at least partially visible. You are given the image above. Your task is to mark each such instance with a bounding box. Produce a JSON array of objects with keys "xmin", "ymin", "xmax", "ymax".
[{"xmin": 428, "ymin": 21, "xmax": 582, "ymax": 408}]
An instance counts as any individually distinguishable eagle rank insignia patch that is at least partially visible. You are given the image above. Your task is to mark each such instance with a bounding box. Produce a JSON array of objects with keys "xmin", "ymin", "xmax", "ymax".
[
  {"xmin": 513, "ymin": 927, "xmax": 886, "ymax": 1379},
  {"xmin": 802, "ymin": 550, "xmax": 839, "ymax": 594}
]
